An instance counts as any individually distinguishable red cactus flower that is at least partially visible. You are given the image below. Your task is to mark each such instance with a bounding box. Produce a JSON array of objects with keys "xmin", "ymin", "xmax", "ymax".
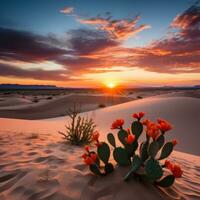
[
  {"xmin": 132, "ymin": 113, "xmax": 139, "ymax": 119},
  {"xmin": 84, "ymin": 156, "xmax": 94, "ymax": 165},
  {"xmin": 157, "ymin": 119, "xmax": 172, "ymax": 133},
  {"xmin": 84, "ymin": 145, "xmax": 90, "ymax": 152},
  {"xmin": 92, "ymin": 131, "xmax": 100, "ymax": 141},
  {"xmin": 81, "ymin": 153, "xmax": 87, "ymax": 159},
  {"xmin": 172, "ymin": 165, "xmax": 183, "ymax": 178},
  {"xmin": 165, "ymin": 160, "xmax": 174, "ymax": 170},
  {"xmin": 139, "ymin": 112, "xmax": 145, "ymax": 118},
  {"xmin": 90, "ymin": 153, "xmax": 97, "ymax": 162},
  {"xmin": 125, "ymin": 134, "xmax": 135, "ymax": 144},
  {"xmin": 172, "ymin": 139, "xmax": 177, "ymax": 146},
  {"xmin": 111, "ymin": 119, "xmax": 124, "ymax": 129},
  {"xmin": 142, "ymin": 119, "xmax": 150, "ymax": 125},
  {"xmin": 132, "ymin": 112, "xmax": 145, "ymax": 120},
  {"xmin": 146, "ymin": 121, "xmax": 160, "ymax": 140}
]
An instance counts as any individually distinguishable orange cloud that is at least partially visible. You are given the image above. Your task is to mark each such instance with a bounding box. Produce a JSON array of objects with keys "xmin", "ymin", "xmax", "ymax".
[
  {"xmin": 79, "ymin": 15, "xmax": 151, "ymax": 40},
  {"xmin": 60, "ymin": 7, "xmax": 74, "ymax": 14}
]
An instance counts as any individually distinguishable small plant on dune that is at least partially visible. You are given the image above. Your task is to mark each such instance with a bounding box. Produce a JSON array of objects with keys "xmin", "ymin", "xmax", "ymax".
[
  {"xmin": 82, "ymin": 112, "xmax": 183, "ymax": 188},
  {"xmin": 59, "ymin": 108, "xmax": 96, "ymax": 145},
  {"xmin": 82, "ymin": 131, "xmax": 114, "ymax": 176}
]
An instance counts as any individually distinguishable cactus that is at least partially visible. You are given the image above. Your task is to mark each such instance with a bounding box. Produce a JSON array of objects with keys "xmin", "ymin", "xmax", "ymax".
[
  {"xmin": 97, "ymin": 142, "xmax": 110, "ymax": 164},
  {"xmin": 82, "ymin": 113, "xmax": 182, "ymax": 189},
  {"xmin": 125, "ymin": 141, "xmax": 138, "ymax": 156},
  {"xmin": 159, "ymin": 142, "xmax": 173, "ymax": 160},
  {"xmin": 113, "ymin": 147, "xmax": 130, "ymax": 166},
  {"xmin": 131, "ymin": 121, "xmax": 143, "ymax": 139},
  {"xmin": 107, "ymin": 133, "xmax": 116, "ymax": 147},
  {"xmin": 145, "ymin": 158, "xmax": 163, "ymax": 181},
  {"xmin": 148, "ymin": 141, "xmax": 159, "ymax": 158},
  {"xmin": 124, "ymin": 155, "xmax": 142, "ymax": 181},
  {"xmin": 156, "ymin": 134, "xmax": 165, "ymax": 149},
  {"xmin": 105, "ymin": 163, "xmax": 114, "ymax": 174},
  {"xmin": 118, "ymin": 129, "xmax": 128, "ymax": 146},
  {"xmin": 155, "ymin": 175, "xmax": 175, "ymax": 187},
  {"xmin": 89, "ymin": 164, "xmax": 102, "ymax": 176},
  {"xmin": 140, "ymin": 141, "xmax": 149, "ymax": 162}
]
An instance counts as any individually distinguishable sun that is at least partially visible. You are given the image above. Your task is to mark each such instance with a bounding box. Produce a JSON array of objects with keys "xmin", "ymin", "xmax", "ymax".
[{"xmin": 106, "ymin": 82, "xmax": 116, "ymax": 89}]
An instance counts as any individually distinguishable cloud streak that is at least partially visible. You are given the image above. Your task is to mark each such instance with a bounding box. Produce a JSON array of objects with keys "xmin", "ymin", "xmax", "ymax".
[
  {"xmin": 0, "ymin": 2, "xmax": 200, "ymax": 83},
  {"xmin": 79, "ymin": 15, "xmax": 150, "ymax": 40},
  {"xmin": 60, "ymin": 7, "xmax": 74, "ymax": 14}
]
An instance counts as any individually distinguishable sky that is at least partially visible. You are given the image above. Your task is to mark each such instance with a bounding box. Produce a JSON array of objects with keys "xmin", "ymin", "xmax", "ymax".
[{"xmin": 0, "ymin": 0, "xmax": 200, "ymax": 87}]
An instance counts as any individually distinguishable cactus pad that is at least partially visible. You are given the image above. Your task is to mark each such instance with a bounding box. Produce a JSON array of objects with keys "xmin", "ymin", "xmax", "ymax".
[
  {"xmin": 131, "ymin": 121, "xmax": 143, "ymax": 139},
  {"xmin": 155, "ymin": 175, "xmax": 175, "ymax": 187},
  {"xmin": 145, "ymin": 158, "xmax": 163, "ymax": 181},
  {"xmin": 113, "ymin": 147, "xmax": 130, "ymax": 166},
  {"xmin": 148, "ymin": 141, "xmax": 159, "ymax": 158},
  {"xmin": 118, "ymin": 129, "xmax": 128, "ymax": 146},
  {"xmin": 159, "ymin": 142, "xmax": 173, "ymax": 160},
  {"xmin": 97, "ymin": 142, "xmax": 110, "ymax": 164},
  {"xmin": 107, "ymin": 133, "xmax": 116, "ymax": 147},
  {"xmin": 89, "ymin": 164, "xmax": 102, "ymax": 176}
]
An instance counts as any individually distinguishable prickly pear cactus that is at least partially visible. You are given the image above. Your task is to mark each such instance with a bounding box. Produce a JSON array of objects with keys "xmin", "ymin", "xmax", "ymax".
[
  {"xmin": 148, "ymin": 141, "xmax": 159, "ymax": 158},
  {"xmin": 82, "ymin": 112, "xmax": 182, "ymax": 189},
  {"xmin": 107, "ymin": 133, "xmax": 116, "ymax": 147},
  {"xmin": 113, "ymin": 147, "xmax": 130, "ymax": 166},
  {"xmin": 97, "ymin": 142, "xmax": 110, "ymax": 164},
  {"xmin": 118, "ymin": 129, "xmax": 128, "ymax": 146},
  {"xmin": 145, "ymin": 158, "xmax": 163, "ymax": 181},
  {"xmin": 159, "ymin": 142, "xmax": 174, "ymax": 160},
  {"xmin": 131, "ymin": 121, "xmax": 143, "ymax": 139},
  {"xmin": 155, "ymin": 175, "xmax": 175, "ymax": 187}
]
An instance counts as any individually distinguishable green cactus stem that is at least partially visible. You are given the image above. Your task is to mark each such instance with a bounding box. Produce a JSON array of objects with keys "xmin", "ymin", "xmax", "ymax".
[
  {"xmin": 159, "ymin": 142, "xmax": 174, "ymax": 160},
  {"xmin": 140, "ymin": 141, "xmax": 149, "ymax": 162},
  {"xmin": 113, "ymin": 147, "xmax": 130, "ymax": 166},
  {"xmin": 156, "ymin": 135, "xmax": 165, "ymax": 149},
  {"xmin": 148, "ymin": 141, "xmax": 159, "ymax": 158},
  {"xmin": 105, "ymin": 162, "xmax": 114, "ymax": 174},
  {"xmin": 107, "ymin": 133, "xmax": 116, "ymax": 147},
  {"xmin": 118, "ymin": 129, "xmax": 128, "ymax": 146},
  {"xmin": 155, "ymin": 175, "xmax": 175, "ymax": 187},
  {"xmin": 124, "ymin": 155, "xmax": 142, "ymax": 181},
  {"xmin": 97, "ymin": 142, "xmax": 110, "ymax": 164},
  {"xmin": 145, "ymin": 158, "xmax": 163, "ymax": 181},
  {"xmin": 89, "ymin": 164, "xmax": 102, "ymax": 176},
  {"xmin": 131, "ymin": 121, "xmax": 143, "ymax": 139},
  {"xmin": 125, "ymin": 141, "xmax": 138, "ymax": 157}
]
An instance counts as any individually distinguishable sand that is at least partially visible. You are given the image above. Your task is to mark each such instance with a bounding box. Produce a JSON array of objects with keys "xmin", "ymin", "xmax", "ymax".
[
  {"xmin": 0, "ymin": 93, "xmax": 200, "ymax": 200},
  {"xmin": 0, "ymin": 94, "xmax": 132, "ymax": 119}
]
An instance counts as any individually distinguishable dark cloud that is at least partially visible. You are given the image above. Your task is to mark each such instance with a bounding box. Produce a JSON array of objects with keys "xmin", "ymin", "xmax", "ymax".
[
  {"xmin": 0, "ymin": 27, "xmax": 68, "ymax": 62},
  {"xmin": 68, "ymin": 29, "xmax": 118, "ymax": 55},
  {"xmin": 0, "ymin": 2, "xmax": 200, "ymax": 83},
  {"xmin": 132, "ymin": 2, "xmax": 200, "ymax": 73},
  {"xmin": 0, "ymin": 62, "xmax": 69, "ymax": 81}
]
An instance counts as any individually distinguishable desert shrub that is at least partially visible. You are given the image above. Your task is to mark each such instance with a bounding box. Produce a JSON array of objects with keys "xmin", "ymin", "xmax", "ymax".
[
  {"xmin": 27, "ymin": 133, "xmax": 39, "ymax": 139},
  {"xmin": 82, "ymin": 112, "xmax": 183, "ymax": 188},
  {"xmin": 32, "ymin": 96, "xmax": 39, "ymax": 103},
  {"xmin": 59, "ymin": 108, "xmax": 96, "ymax": 145},
  {"xmin": 98, "ymin": 103, "xmax": 106, "ymax": 108},
  {"xmin": 46, "ymin": 96, "xmax": 53, "ymax": 100}
]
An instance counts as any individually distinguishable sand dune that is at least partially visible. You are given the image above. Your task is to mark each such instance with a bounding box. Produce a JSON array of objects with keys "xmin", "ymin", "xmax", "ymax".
[
  {"xmin": 0, "ymin": 95, "xmax": 200, "ymax": 200},
  {"xmin": 0, "ymin": 131, "xmax": 199, "ymax": 200},
  {"xmin": 0, "ymin": 96, "xmax": 199, "ymax": 155},
  {"xmin": 0, "ymin": 94, "xmax": 132, "ymax": 119}
]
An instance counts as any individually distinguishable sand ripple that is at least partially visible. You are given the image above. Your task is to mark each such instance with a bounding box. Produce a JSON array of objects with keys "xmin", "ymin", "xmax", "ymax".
[{"xmin": 0, "ymin": 132, "xmax": 199, "ymax": 200}]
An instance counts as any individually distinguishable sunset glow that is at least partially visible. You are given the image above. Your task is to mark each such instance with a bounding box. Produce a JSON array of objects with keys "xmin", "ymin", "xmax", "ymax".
[
  {"xmin": 106, "ymin": 82, "xmax": 116, "ymax": 89},
  {"xmin": 0, "ymin": 0, "xmax": 199, "ymax": 87}
]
